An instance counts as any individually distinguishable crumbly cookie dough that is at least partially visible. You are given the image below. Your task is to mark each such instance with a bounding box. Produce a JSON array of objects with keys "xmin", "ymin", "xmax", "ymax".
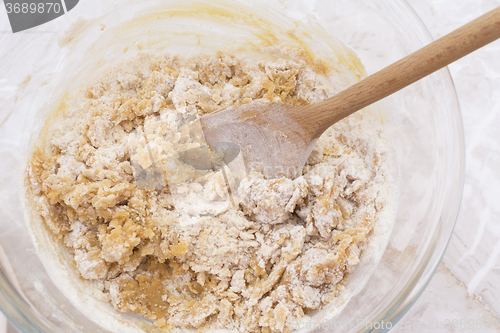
[{"xmin": 27, "ymin": 52, "xmax": 388, "ymax": 333}]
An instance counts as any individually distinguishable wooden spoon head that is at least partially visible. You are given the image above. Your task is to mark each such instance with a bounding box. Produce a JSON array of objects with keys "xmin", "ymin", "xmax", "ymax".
[{"xmin": 200, "ymin": 102, "xmax": 316, "ymax": 179}]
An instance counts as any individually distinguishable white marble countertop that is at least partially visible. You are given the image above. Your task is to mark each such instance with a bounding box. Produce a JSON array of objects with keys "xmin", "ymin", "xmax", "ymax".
[{"xmin": 2, "ymin": 0, "xmax": 500, "ymax": 332}]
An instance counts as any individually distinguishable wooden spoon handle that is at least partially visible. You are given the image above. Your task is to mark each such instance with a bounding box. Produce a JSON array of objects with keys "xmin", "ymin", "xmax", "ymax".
[{"xmin": 304, "ymin": 6, "xmax": 500, "ymax": 135}]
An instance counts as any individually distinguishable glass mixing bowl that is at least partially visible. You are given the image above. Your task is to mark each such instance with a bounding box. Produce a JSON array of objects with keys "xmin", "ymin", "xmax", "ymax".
[{"xmin": 0, "ymin": 0, "xmax": 464, "ymax": 332}]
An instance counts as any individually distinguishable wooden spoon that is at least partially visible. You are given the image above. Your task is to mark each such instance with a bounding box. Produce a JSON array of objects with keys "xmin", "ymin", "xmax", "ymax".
[{"xmin": 200, "ymin": 7, "xmax": 500, "ymax": 179}]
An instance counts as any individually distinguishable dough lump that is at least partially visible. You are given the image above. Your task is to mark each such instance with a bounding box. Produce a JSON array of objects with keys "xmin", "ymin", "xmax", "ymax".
[{"xmin": 27, "ymin": 52, "xmax": 388, "ymax": 332}]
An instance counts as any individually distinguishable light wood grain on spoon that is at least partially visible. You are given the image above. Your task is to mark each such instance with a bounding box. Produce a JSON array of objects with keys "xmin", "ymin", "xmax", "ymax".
[{"xmin": 201, "ymin": 7, "xmax": 500, "ymax": 179}]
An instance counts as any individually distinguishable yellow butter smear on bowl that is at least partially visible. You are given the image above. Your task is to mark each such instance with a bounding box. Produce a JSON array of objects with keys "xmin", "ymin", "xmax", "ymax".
[{"xmin": 26, "ymin": 51, "xmax": 389, "ymax": 332}]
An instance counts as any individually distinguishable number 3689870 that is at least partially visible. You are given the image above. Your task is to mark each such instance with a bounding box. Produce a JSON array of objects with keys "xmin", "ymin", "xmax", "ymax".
[{"xmin": 5, "ymin": 2, "xmax": 62, "ymax": 14}]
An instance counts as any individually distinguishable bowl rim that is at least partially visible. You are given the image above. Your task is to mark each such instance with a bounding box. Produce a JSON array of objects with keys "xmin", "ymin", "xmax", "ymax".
[{"xmin": 364, "ymin": 1, "xmax": 465, "ymax": 331}]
